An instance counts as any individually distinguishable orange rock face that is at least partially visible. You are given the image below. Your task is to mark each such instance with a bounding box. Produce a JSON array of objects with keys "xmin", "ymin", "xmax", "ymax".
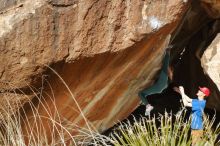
[{"xmin": 0, "ymin": 0, "xmax": 188, "ymax": 142}]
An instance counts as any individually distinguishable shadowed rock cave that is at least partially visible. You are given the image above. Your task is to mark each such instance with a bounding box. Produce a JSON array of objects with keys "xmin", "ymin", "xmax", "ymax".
[{"xmin": 103, "ymin": 1, "xmax": 220, "ymax": 138}]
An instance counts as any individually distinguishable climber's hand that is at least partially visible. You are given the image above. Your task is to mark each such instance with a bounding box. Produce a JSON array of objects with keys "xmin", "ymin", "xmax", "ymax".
[{"xmin": 179, "ymin": 86, "xmax": 185, "ymax": 94}]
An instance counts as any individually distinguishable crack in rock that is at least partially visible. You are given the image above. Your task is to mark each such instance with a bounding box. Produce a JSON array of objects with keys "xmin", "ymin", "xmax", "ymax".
[{"xmin": 47, "ymin": 0, "xmax": 78, "ymax": 8}]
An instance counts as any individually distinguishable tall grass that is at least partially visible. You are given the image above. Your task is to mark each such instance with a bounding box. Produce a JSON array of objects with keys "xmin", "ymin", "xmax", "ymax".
[
  {"xmin": 110, "ymin": 109, "xmax": 220, "ymax": 146},
  {"xmin": 0, "ymin": 66, "xmax": 112, "ymax": 146}
]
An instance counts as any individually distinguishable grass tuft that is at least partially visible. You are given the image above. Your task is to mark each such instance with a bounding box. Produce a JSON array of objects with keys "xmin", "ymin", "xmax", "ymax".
[{"xmin": 110, "ymin": 109, "xmax": 220, "ymax": 146}]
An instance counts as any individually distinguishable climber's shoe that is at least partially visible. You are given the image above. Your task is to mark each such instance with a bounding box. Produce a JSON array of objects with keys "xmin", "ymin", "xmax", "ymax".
[{"xmin": 145, "ymin": 104, "xmax": 154, "ymax": 116}]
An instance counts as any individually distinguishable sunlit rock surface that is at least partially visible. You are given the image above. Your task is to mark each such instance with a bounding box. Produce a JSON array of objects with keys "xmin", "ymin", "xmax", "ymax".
[
  {"xmin": 0, "ymin": 0, "xmax": 195, "ymax": 141},
  {"xmin": 201, "ymin": 34, "xmax": 220, "ymax": 109},
  {"xmin": 202, "ymin": 34, "xmax": 220, "ymax": 90}
]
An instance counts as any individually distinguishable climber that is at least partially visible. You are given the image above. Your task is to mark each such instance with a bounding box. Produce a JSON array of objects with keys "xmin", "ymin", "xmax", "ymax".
[
  {"xmin": 138, "ymin": 48, "xmax": 174, "ymax": 116},
  {"xmin": 178, "ymin": 86, "xmax": 210, "ymax": 146}
]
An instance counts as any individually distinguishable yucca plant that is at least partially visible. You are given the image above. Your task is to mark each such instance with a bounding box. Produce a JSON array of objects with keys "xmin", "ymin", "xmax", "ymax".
[{"xmin": 110, "ymin": 109, "xmax": 220, "ymax": 146}]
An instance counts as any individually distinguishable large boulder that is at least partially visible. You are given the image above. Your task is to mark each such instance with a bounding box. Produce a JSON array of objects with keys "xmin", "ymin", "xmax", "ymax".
[
  {"xmin": 201, "ymin": 34, "xmax": 220, "ymax": 90},
  {"xmin": 1, "ymin": 0, "xmax": 220, "ymax": 143},
  {"xmin": 201, "ymin": 33, "xmax": 220, "ymax": 110},
  {"xmin": 5, "ymin": 0, "xmax": 217, "ymax": 142}
]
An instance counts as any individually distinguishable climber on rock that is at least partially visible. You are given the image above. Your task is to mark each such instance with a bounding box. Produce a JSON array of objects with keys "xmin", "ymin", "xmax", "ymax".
[
  {"xmin": 138, "ymin": 48, "xmax": 174, "ymax": 116},
  {"xmin": 178, "ymin": 86, "xmax": 210, "ymax": 146}
]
